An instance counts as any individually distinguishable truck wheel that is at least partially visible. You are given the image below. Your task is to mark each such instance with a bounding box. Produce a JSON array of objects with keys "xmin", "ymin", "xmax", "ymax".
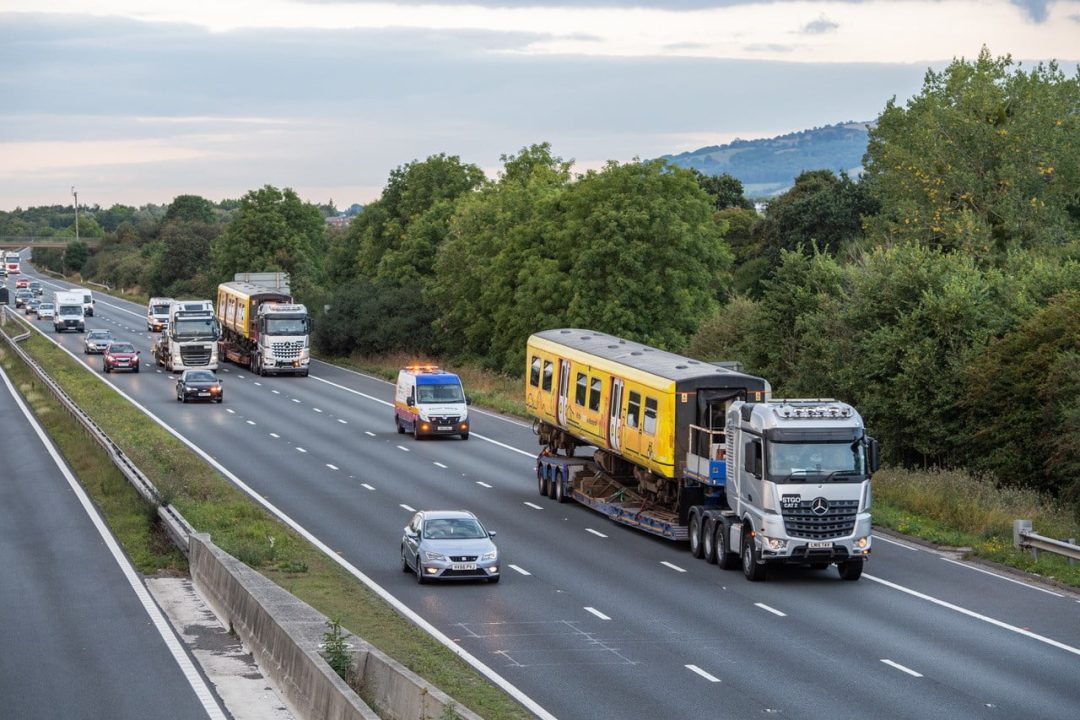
[
  {"xmin": 742, "ymin": 531, "xmax": 768, "ymax": 582},
  {"xmin": 702, "ymin": 518, "xmax": 718, "ymax": 563},
  {"xmin": 688, "ymin": 511, "xmax": 704, "ymax": 559},
  {"xmin": 838, "ymin": 558, "xmax": 864, "ymax": 581},
  {"xmin": 555, "ymin": 472, "xmax": 567, "ymax": 503},
  {"xmin": 538, "ymin": 466, "xmax": 549, "ymax": 497},
  {"xmin": 548, "ymin": 469, "xmax": 560, "ymax": 499},
  {"xmin": 714, "ymin": 519, "xmax": 738, "ymax": 570},
  {"xmin": 395, "ymin": 416, "xmax": 404, "ymax": 434}
]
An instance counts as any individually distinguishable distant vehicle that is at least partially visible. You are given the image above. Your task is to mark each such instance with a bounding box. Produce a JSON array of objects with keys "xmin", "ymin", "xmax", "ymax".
[
  {"xmin": 69, "ymin": 286, "xmax": 94, "ymax": 317},
  {"xmin": 175, "ymin": 369, "xmax": 223, "ymax": 403},
  {"xmin": 217, "ymin": 274, "xmax": 310, "ymax": 376},
  {"xmin": 84, "ymin": 329, "xmax": 114, "ymax": 354},
  {"xmin": 54, "ymin": 291, "xmax": 85, "ymax": 333},
  {"xmin": 147, "ymin": 297, "xmax": 174, "ymax": 332},
  {"xmin": 102, "ymin": 341, "xmax": 140, "ymax": 373},
  {"xmin": 394, "ymin": 365, "xmax": 471, "ymax": 440},
  {"xmin": 4, "ymin": 252, "xmax": 20, "ymax": 274},
  {"xmin": 0, "ymin": 266, "xmax": 7, "ymax": 278},
  {"xmin": 14, "ymin": 289, "xmax": 33, "ymax": 308},
  {"xmin": 24, "ymin": 298, "xmax": 41, "ymax": 315},
  {"xmin": 28, "ymin": 281, "xmax": 43, "ymax": 297},
  {"xmin": 37, "ymin": 302, "xmax": 55, "ymax": 320},
  {"xmin": 401, "ymin": 510, "xmax": 499, "ymax": 584},
  {"xmin": 15, "ymin": 277, "xmax": 29, "ymax": 289}
]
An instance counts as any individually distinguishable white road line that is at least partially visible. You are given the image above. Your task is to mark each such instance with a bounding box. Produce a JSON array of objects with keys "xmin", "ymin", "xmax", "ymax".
[
  {"xmin": 313, "ymin": 408, "xmax": 323, "ymax": 413},
  {"xmin": 880, "ymin": 659, "xmax": 923, "ymax": 677},
  {"xmin": 755, "ymin": 602, "xmax": 787, "ymax": 617},
  {"xmin": 583, "ymin": 607, "xmax": 611, "ymax": 621},
  {"xmin": 365, "ymin": 431, "xmax": 376, "ymax": 437},
  {"xmin": 0, "ymin": 366, "xmax": 227, "ymax": 719},
  {"xmin": 864, "ymin": 573, "xmax": 1080, "ymax": 657},
  {"xmin": 508, "ymin": 564, "xmax": 531, "ymax": 576},
  {"xmin": 524, "ymin": 502, "xmax": 544, "ymax": 510},
  {"xmin": 270, "ymin": 432, "xmax": 280, "ymax": 439},
  {"xmin": 434, "ymin": 462, "xmax": 448, "ymax": 469},
  {"xmin": 296, "ymin": 447, "xmax": 307, "ymax": 453},
  {"xmin": 291, "ymin": 398, "xmax": 301, "ymax": 403},
  {"xmin": 873, "ymin": 533, "xmax": 920, "ymax": 551},
  {"xmin": 254, "ymin": 382, "xmax": 262, "ymax": 386},
  {"xmin": 400, "ymin": 504, "xmax": 416, "ymax": 512},
  {"xmin": 475, "ymin": 481, "xmax": 492, "ymax": 488},
  {"xmin": 246, "ymin": 420, "xmax": 256, "ymax": 426},
  {"xmin": 272, "ymin": 390, "xmax": 280, "ymax": 395},
  {"xmin": 326, "ymin": 464, "xmax": 339, "ymax": 471},
  {"xmin": 237, "ymin": 375, "xmax": 246, "ymax": 380},
  {"xmin": 661, "ymin": 561, "xmax": 686, "ymax": 573},
  {"xmin": 585, "ymin": 528, "xmax": 608, "ymax": 538},
  {"xmin": 939, "ymin": 557, "xmax": 1063, "ymax": 597},
  {"xmin": 225, "ymin": 408, "xmax": 236, "ymax": 414},
  {"xmin": 685, "ymin": 665, "xmax": 721, "ymax": 683},
  {"xmin": 337, "ymin": 418, "xmax": 347, "ymax": 424},
  {"xmin": 361, "ymin": 483, "xmax": 375, "ymax": 491},
  {"xmin": 396, "ymin": 445, "xmax": 410, "ymax": 452}
]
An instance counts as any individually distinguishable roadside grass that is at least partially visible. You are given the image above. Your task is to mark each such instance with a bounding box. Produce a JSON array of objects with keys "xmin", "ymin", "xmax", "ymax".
[{"xmin": 0, "ymin": 315, "xmax": 531, "ymax": 720}]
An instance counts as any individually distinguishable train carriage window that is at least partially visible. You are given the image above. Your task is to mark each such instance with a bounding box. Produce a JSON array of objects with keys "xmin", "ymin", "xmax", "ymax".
[
  {"xmin": 643, "ymin": 397, "xmax": 658, "ymax": 435},
  {"xmin": 542, "ymin": 361, "xmax": 553, "ymax": 392},
  {"xmin": 530, "ymin": 356, "xmax": 541, "ymax": 387},
  {"xmin": 627, "ymin": 391, "xmax": 641, "ymax": 428},
  {"xmin": 575, "ymin": 372, "xmax": 587, "ymax": 406},
  {"xmin": 588, "ymin": 377, "xmax": 602, "ymax": 411}
]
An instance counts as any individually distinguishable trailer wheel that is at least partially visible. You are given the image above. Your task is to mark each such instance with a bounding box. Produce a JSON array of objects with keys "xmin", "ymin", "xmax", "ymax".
[
  {"xmin": 555, "ymin": 472, "xmax": 567, "ymax": 503},
  {"xmin": 688, "ymin": 511, "xmax": 704, "ymax": 559},
  {"xmin": 548, "ymin": 469, "xmax": 560, "ymax": 499},
  {"xmin": 742, "ymin": 530, "xmax": 768, "ymax": 582},
  {"xmin": 538, "ymin": 466, "xmax": 549, "ymax": 497},
  {"xmin": 702, "ymin": 518, "xmax": 718, "ymax": 563},
  {"xmin": 838, "ymin": 558, "xmax": 864, "ymax": 581}
]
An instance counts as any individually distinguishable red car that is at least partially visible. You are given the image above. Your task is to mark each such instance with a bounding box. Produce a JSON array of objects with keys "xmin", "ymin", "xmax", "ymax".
[
  {"xmin": 103, "ymin": 341, "xmax": 141, "ymax": 373},
  {"xmin": 15, "ymin": 277, "xmax": 30, "ymax": 289}
]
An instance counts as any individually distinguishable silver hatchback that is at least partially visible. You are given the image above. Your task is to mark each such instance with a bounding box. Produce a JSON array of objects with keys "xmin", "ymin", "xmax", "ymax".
[{"xmin": 401, "ymin": 510, "xmax": 500, "ymax": 584}]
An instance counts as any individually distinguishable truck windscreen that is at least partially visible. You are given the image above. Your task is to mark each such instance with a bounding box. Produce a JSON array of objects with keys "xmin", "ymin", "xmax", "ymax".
[
  {"xmin": 768, "ymin": 441, "xmax": 866, "ymax": 481},
  {"xmin": 152, "ymin": 304, "xmax": 170, "ymax": 315},
  {"xmin": 265, "ymin": 317, "xmax": 307, "ymax": 335},
  {"xmin": 417, "ymin": 383, "xmax": 465, "ymax": 403},
  {"xmin": 172, "ymin": 318, "xmax": 218, "ymax": 339}
]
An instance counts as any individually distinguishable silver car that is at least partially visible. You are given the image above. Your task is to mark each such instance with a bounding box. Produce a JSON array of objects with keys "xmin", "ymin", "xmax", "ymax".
[
  {"xmin": 401, "ymin": 510, "xmax": 500, "ymax": 584},
  {"xmin": 36, "ymin": 302, "xmax": 55, "ymax": 320},
  {"xmin": 83, "ymin": 329, "xmax": 114, "ymax": 354}
]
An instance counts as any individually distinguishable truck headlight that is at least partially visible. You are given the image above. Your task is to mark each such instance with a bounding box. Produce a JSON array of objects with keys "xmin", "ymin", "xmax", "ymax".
[{"xmin": 764, "ymin": 536, "xmax": 788, "ymax": 551}]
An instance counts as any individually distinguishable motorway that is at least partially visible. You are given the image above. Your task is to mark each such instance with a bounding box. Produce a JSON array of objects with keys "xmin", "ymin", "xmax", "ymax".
[
  {"xmin": 0, "ymin": 354, "xmax": 223, "ymax": 718},
  {"xmin": 9, "ymin": 260, "xmax": 1080, "ymax": 720}
]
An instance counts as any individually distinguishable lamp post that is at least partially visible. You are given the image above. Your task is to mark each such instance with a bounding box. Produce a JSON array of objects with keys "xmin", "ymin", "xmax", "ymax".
[{"xmin": 71, "ymin": 186, "xmax": 79, "ymax": 242}]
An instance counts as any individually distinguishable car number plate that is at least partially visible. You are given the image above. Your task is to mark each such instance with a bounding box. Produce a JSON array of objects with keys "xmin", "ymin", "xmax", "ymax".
[
  {"xmin": 437, "ymin": 425, "xmax": 452, "ymax": 431},
  {"xmin": 808, "ymin": 541, "xmax": 834, "ymax": 549},
  {"xmin": 452, "ymin": 563, "xmax": 476, "ymax": 571},
  {"xmin": 198, "ymin": 391, "xmax": 210, "ymax": 396}
]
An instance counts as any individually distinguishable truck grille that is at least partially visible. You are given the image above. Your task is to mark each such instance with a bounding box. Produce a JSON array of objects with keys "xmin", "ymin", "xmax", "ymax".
[
  {"xmin": 180, "ymin": 345, "xmax": 213, "ymax": 366},
  {"xmin": 782, "ymin": 499, "xmax": 859, "ymax": 540},
  {"xmin": 271, "ymin": 340, "xmax": 304, "ymax": 360}
]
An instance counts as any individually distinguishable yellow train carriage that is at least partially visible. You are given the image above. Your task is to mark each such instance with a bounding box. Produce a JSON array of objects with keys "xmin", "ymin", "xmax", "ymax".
[
  {"xmin": 216, "ymin": 281, "xmax": 291, "ymax": 341},
  {"xmin": 526, "ymin": 329, "xmax": 769, "ymax": 486}
]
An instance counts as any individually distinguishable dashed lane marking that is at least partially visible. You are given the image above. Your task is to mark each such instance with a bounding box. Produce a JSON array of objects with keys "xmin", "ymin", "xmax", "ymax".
[
  {"xmin": 361, "ymin": 483, "xmax": 375, "ymax": 491},
  {"xmin": 313, "ymin": 408, "xmax": 323, "ymax": 413},
  {"xmin": 400, "ymin": 504, "xmax": 416, "ymax": 512},
  {"xmin": 755, "ymin": 602, "xmax": 787, "ymax": 617},
  {"xmin": 337, "ymin": 419, "xmax": 348, "ymax": 424},
  {"xmin": 583, "ymin": 607, "xmax": 611, "ymax": 621},
  {"xmin": 660, "ymin": 561, "xmax": 686, "ymax": 573},
  {"xmin": 270, "ymin": 432, "xmax": 280, "ymax": 439},
  {"xmin": 296, "ymin": 447, "xmax": 307, "ymax": 453},
  {"xmin": 880, "ymin": 659, "xmax": 923, "ymax": 677},
  {"xmin": 685, "ymin": 665, "xmax": 721, "ymax": 683},
  {"xmin": 365, "ymin": 431, "xmax": 376, "ymax": 437},
  {"xmin": 396, "ymin": 445, "xmax": 409, "ymax": 452},
  {"xmin": 475, "ymin": 481, "xmax": 492, "ymax": 488},
  {"xmin": 246, "ymin": 420, "xmax": 256, "ymax": 426},
  {"xmin": 508, "ymin": 565, "xmax": 531, "ymax": 576},
  {"xmin": 291, "ymin": 398, "xmax": 301, "ymax": 403},
  {"xmin": 225, "ymin": 408, "xmax": 235, "ymax": 414},
  {"xmin": 434, "ymin": 462, "xmax": 448, "ymax": 469},
  {"xmin": 523, "ymin": 502, "xmax": 543, "ymax": 510},
  {"xmin": 326, "ymin": 464, "xmax": 339, "ymax": 471},
  {"xmin": 585, "ymin": 529, "xmax": 607, "ymax": 538}
]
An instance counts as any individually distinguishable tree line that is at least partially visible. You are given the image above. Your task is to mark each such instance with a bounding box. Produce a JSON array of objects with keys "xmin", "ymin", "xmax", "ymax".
[{"xmin": 5, "ymin": 49, "xmax": 1078, "ymax": 512}]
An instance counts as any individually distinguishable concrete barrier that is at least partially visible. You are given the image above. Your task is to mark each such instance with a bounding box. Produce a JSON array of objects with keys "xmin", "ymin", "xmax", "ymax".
[{"xmin": 189, "ymin": 535, "xmax": 483, "ymax": 720}]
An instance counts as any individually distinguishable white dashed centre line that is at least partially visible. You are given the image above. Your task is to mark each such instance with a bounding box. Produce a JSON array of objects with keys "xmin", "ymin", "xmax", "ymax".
[
  {"xmin": 326, "ymin": 464, "xmax": 339, "ymax": 471},
  {"xmin": 313, "ymin": 408, "xmax": 323, "ymax": 413},
  {"xmin": 361, "ymin": 483, "xmax": 375, "ymax": 491},
  {"xmin": 400, "ymin": 504, "xmax": 416, "ymax": 512},
  {"xmin": 685, "ymin": 665, "xmax": 721, "ymax": 683},
  {"xmin": 246, "ymin": 420, "xmax": 255, "ymax": 426},
  {"xmin": 585, "ymin": 529, "xmax": 607, "ymax": 538},
  {"xmin": 508, "ymin": 564, "xmax": 531, "ymax": 576},
  {"xmin": 583, "ymin": 607, "xmax": 611, "ymax": 621},
  {"xmin": 523, "ymin": 502, "xmax": 543, "ymax": 510},
  {"xmin": 291, "ymin": 398, "xmax": 301, "ymax": 403},
  {"xmin": 225, "ymin": 408, "xmax": 236, "ymax": 415},
  {"xmin": 755, "ymin": 602, "xmax": 786, "ymax": 617},
  {"xmin": 880, "ymin": 659, "xmax": 923, "ymax": 678},
  {"xmin": 270, "ymin": 433, "xmax": 280, "ymax": 439},
  {"xmin": 337, "ymin": 419, "xmax": 348, "ymax": 424},
  {"xmin": 365, "ymin": 431, "xmax": 376, "ymax": 437},
  {"xmin": 434, "ymin": 462, "xmax": 448, "ymax": 469},
  {"xmin": 475, "ymin": 481, "xmax": 492, "ymax": 488},
  {"xmin": 254, "ymin": 382, "xmax": 262, "ymax": 386},
  {"xmin": 272, "ymin": 390, "xmax": 280, "ymax": 395},
  {"xmin": 660, "ymin": 561, "xmax": 686, "ymax": 573},
  {"xmin": 296, "ymin": 447, "xmax": 307, "ymax": 453},
  {"xmin": 396, "ymin": 445, "xmax": 410, "ymax": 452}
]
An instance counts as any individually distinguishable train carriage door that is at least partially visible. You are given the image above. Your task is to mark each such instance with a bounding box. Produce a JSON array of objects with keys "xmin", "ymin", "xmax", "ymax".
[
  {"xmin": 557, "ymin": 360, "xmax": 570, "ymax": 426},
  {"xmin": 608, "ymin": 377, "xmax": 624, "ymax": 451}
]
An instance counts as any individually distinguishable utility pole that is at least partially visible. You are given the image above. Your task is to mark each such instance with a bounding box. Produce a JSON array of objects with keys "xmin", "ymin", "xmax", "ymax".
[{"xmin": 71, "ymin": 186, "xmax": 79, "ymax": 242}]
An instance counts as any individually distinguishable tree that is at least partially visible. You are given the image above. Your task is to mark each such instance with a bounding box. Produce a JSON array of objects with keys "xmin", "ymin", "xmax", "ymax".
[
  {"xmin": 63, "ymin": 240, "xmax": 89, "ymax": 272},
  {"xmin": 690, "ymin": 170, "xmax": 754, "ymax": 210},
  {"xmin": 165, "ymin": 195, "xmax": 216, "ymax": 224}
]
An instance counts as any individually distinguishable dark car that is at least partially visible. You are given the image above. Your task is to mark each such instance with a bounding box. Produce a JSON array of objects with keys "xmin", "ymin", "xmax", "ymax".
[
  {"xmin": 103, "ymin": 341, "xmax": 140, "ymax": 373},
  {"xmin": 24, "ymin": 297, "xmax": 41, "ymax": 315},
  {"xmin": 84, "ymin": 329, "xmax": 114, "ymax": 354},
  {"xmin": 14, "ymin": 289, "xmax": 33, "ymax": 308},
  {"xmin": 28, "ymin": 281, "xmax": 44, "ymax": 297},
  {"xmin": 175, "ymin": 369, "xmax": 223, "ymax": 403}
]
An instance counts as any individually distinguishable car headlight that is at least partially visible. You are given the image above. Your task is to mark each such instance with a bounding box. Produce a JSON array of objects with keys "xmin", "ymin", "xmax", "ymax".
[
  {"xmin": 424, "ymin": 551, "xmax": 446, "ymax": 561},
  {"xmin": 482, "ymin": 550, "xmax": 497, "ymax": 561}
]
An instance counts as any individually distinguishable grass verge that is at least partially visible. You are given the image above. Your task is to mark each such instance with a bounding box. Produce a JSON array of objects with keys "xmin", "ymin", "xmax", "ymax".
[{"xmin": 0, "ymin": 312, "xmax": 530, "ymax": 720}]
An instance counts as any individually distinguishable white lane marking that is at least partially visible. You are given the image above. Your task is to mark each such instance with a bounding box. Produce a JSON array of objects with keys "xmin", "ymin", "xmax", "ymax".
[
  {"xmin": 246, "ymin": 420, "xmax": 256, "ymax": 426},
  {"xmin": 880, "ymin": 659, "xmax": 923, "ymax": 677},
  {"xmin": 685, "ymin": 665, "xmax": 721, "ymax": 683},
  {"xmin": 337, "ymin": 419, "xmax": 347, "ymax": 424},
  {"xmin": 237, "ymin": 375, "xmax": 246, "ymax": 380},
  {"xmin": 873, "ymin": 534, "xmax": 920, "ymax": 551},
  {"xmin": 272, "ymin": 390, "xmax": 281, "ymax": 395},
  {"xmin": 313, "ymin": 408, "xmax": 323, "ymax": 413},
  {"xmin": 475, "ymin": 481, "xmax": 492, "ymax": 488},
  {"xmin": 291, "ymin": 398, "xmax": 301, "ymax": 403},
  {"xmin": 296, "ymin": 447, "xmax": 307, "ymax": 453},
  {"xmin": 396, "ymin": 445, "xmax": 410, "ymax": 452},
  {"xmin": 365, "ymin": 431, "xmax": 376, "ymax": 437},
  {"xmin": 13, "ymin": 301, "xmax": 559, "ymax": 720},
  {"xmin": 939, "ymin": 557, "xmax": 1063, "ymax": 597},
  {"xmin": 226, "ymin": 408, "xmax": 236, "ymax": 414},
  {"xmin": 583, "ymin": 607, "xmax": 611, "ymax": 621},
  {"xmin": 361, "ymin": 483, "xmax": 375, "ymax": 491},
  {"xmin": 400, "ymin": 504, "xmax": 416, "ymax": 512},
  {"xmin": 864, "ymin": 574, "xmax": 1080, "ymax": 657},
  {"xmin": 326, "ymin": 464, "xmax": 339, "ymax": 471},
  {"xmin": 508, "ymin": 564, "xmax": 531, "ymax": 576},
  {"xmin": 585, "ymin": 528, "xmax": 608, "ymax": 538},
  {"xmin": 524, "ymin": 502, "xmax": 544, "ymax": 510},
  {"xmin": 434, "ymin": 462, "xmax": 448, "ymax": 469},
  {"xmin": 661, "ymin": 561, "xmax": 686, "ymax": 573},
  {"xmin": 0, "ymin": 366, "xmax": 227, "ymax": 719},
  {"xmin": 270, "ymin": 432, "xmax": 280, "ymax": 439},
  {"xmin": 254, "ymin": 382, "xmax": 262, "ymax": 386},
  {"xmin": 755, "ymin": 602, "xmax": 787, "ymax": 617}
]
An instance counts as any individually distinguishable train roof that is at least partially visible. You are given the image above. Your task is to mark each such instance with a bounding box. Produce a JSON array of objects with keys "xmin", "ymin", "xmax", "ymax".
[
  {"xmin": 219, "ymin": 281, "xmax": 292, "ymax": 302},
  {"xmin": 530, "ymin": 328, "xmax": 768, "ymax": 391}
]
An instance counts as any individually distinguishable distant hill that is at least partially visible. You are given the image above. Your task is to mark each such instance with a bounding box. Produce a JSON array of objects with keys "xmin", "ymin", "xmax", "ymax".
[{"xmin": 660, "ymin": 121, "xmax": 872, "ymax": 197}]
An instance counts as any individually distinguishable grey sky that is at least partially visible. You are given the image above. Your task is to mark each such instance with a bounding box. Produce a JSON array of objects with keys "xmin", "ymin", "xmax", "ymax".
[{"xmin": 1, "ymin": 1, "xmax": 1078, "ymax": 210}]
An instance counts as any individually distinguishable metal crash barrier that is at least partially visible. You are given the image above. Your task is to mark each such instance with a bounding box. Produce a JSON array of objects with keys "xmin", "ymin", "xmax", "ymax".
[{"xmin": 1014, "ymin": 519, "xmax": 1079, "ymax": 565}]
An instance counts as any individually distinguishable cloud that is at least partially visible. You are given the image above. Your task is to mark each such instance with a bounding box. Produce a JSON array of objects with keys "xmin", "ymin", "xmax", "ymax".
[{"xmin": 803, "ymin": 14, "xmax": 839, "ymax": 34}]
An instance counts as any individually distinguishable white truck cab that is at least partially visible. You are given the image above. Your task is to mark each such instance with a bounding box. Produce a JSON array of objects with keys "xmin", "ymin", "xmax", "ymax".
[
  {"xmin": 70, "ymin": 286, "xmax": 95, "ymax": 317},
  {"xmin": 394, "ymin": 365, "xmax": 470, "ymax": 440},
  {"xmin": 147, "ymin": 297, "xmax": 174, "ymax": 331}
]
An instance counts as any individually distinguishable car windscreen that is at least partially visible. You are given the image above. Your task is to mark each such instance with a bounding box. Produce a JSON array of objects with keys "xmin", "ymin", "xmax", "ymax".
[
  {"xmin": 186, "ymin": 371, "xmax": 215, "ymax": 382},
  {"xmin": 109, "ymin": 344, "xmax": 135, "ymax": 353},
  {"xmin": 89, "ymin": 332, "xmax": 112, "ymax": 339},
  {"xmin": 416, "ymin": 383, "xmax": 464, "ymax": 403},
  {"xmin": 423, "ymin": 518, "xmax": 487, "ymax": 539}
]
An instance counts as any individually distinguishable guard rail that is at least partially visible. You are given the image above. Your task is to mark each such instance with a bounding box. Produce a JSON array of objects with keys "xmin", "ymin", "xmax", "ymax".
[{"xmin": 1013, "ymin": 519, "xmax": 1079, "ymax": 565}]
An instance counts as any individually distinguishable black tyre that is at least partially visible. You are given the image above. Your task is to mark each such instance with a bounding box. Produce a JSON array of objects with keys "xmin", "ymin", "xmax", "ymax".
[
  {"xmin": 838, "ymin": 558, "xmax": 864, "ymax": 581},
  {"xmin": 688, "ymin": 511, "xmax": 704, "ymax": 559},
  {"xmin": 104, "ymin": 365, "xmax": 110, "ymax": 374},
  {"xmin": 538, "ymin": 466, "xmax": 549, "ymax": 497},
  {"xmin": 554, "ymin": 472, "xmax": 567, "ymax": 503},
  {"xmin": 715, "ymin": 520, "xmax": 738, "ymax": 570},
  {"xmin": 702, "ymin": 518, "xmax": 718, "ymax": 564},
  {"xmin": 742, "ymin": 530, "xmax": 768, "ymax": 582},
  {"xmin": 134, "ymin": 365, "xmax": 140, "ymax": 373},
  {"xmin": 401, "ymin": 546, "xmax": 411, "ymax": 573},
  {"xmin": 396, "ymin": 416, "xmax": 404, "ymax": 434},
  {"xmin": 176, "ymin": 392, "xmax": 182, "ymax": 402},
  {"xmin": 413, "ymin": 422, "xmax": 421, "ymax": 441},
  {"xmin": 415, "ymin": 556, "xmax": 428, "ymax": 584},
  {"xmin": 548, "ymin": 469, "xmax": 559, "ymax": 499},
  {"xmin": 216, "ymin": 397, "xmax": 223, "ymax": 404},
  {"xmin": 460, "ymin": 433, "xmax": 469, "ymax": 440}
]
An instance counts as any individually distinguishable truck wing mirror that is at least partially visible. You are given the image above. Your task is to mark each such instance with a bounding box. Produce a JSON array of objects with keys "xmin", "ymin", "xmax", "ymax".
[
  {"xmin": 466, "ymin": 396, "xmax": 472, "ymax": 406},
  {"xmin": 867, "ymin": 437, "xmax": 881, "ymax": 474},
  {"xmin": 743, "ymin": 440, "xmax": 761, "ymax": 478}
]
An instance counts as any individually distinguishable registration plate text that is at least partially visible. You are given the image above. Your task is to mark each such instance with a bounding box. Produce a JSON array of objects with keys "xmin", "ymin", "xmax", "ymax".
[
  {"xmin": 808, "ymin": 541, "xmax": 834, "ymax": 549},
  {"xmin": 452, "ymin": 563, "xmax": 477, "ymax": 571}
]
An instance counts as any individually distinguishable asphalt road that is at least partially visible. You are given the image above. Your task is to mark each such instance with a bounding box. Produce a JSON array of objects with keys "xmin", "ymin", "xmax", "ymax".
[
  {"xmin": 0, "ymin": 345, "xmax": 223, "ymax": 718},
  {"xmin": 11, "ymin": 262, "xmax": 1080, "ymax": 720}
]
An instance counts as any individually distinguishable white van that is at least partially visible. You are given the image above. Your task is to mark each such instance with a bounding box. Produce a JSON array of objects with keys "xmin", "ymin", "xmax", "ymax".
[
  {"xmin": 394, "ymin": 365, "xmax": 470, "ymax": 440},
  {"xmin": 70, "ymin": 286, "xmax": 95, "ymax": 317},
  {"xmin": 147, "ymin": 297, "xmax": 174, "ymax": 331}
]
